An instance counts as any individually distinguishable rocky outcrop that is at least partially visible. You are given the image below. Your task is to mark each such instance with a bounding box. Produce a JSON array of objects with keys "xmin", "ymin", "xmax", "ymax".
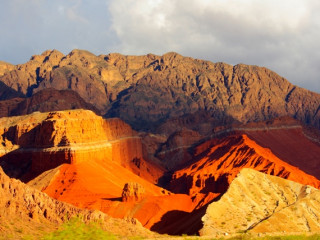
[
  {"xmin": 122, "ymin": 182, "xmax": 146, "ymax": 202},
  {"xmin": 0, "ymin": 50, "xmax": 64, "ymax": 97},
  {"xmin": 0, "ymin": 166, "xmax": 152, "ymax": 239},
  {"xmin": 0, "ymin": 61, "xmax": 14, "ymax": 76},
  {"xmin": 169, "ymin": 134, "xmax": 320, "ymax": 196},
  {"xmin": 200, "ymin": 168, "xmax": 320, "ymax": 237},
  {"xmin": 0, "ymin": 50, "xmax": 319, "ymax": 131},
  {"xmin": 104, "ymin": 53, "xmax": 320, "ymax": 131}
]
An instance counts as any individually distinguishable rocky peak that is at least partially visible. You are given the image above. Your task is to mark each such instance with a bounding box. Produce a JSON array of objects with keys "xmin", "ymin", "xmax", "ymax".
[
  {"xmin": 0, "ymin": 61, "xmax": 15, "ymax": 77},
  {"xmin": 0, "ymin": 50, "xmax": 319, "ymax": 131}
]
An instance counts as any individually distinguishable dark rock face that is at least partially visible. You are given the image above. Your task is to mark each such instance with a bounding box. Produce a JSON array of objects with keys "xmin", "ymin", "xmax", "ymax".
[
  {"xmin": 0, "ymin": 88, "xmax": 100, "ymax": 118},
  {"xmin": 0, "ymin": 50, "xmax": 319, "ymax": 132}
]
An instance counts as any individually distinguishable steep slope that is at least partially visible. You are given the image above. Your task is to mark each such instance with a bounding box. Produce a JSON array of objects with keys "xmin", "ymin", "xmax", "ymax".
[
  {"xmin": 200, "ymin": 168, "xmax": 320, "ymax": 237},
  {"xmin": 169, "ymin": 134, "xmax": 320, "ymax": 197},
  {"xmin": 242, "ymin": 124, "xmax": 320, "ymax": 179},
  {"xmin": 0, "ymin": 50, "xmax": 319, "ymax": 131},
  {"xmin": 0, "ymin": 166, "xmax": 152, "ymax": 239},
  {"xmin": 104, "ymin": 52, "xmax": 320, "ymax": 131}
]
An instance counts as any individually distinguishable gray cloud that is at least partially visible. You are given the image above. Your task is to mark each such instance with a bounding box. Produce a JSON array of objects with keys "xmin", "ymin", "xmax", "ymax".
[
  {"xmin": 0, "ymin": 0, "xmax": 319, "ymax": 93},
  {"xmin": 109, "ymin": 0, "xmax": 320, "ymax": 93}
]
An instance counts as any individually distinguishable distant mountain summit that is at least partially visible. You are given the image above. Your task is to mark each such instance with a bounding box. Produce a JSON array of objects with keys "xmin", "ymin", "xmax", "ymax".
[{"xmin": 0, "ymin": 49, "xmax": 319, "ymax": 131}]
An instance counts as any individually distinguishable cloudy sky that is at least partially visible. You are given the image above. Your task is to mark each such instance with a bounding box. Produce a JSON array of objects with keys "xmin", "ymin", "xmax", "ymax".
[{"xmin": 1, "ymin": 0, "xmax": 319, "ymax": 93}]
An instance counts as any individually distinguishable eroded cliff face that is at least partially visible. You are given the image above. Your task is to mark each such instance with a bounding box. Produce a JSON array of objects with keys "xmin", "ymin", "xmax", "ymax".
[
  {"xmin": 0, "ymin": 50, "xmax": 319, "ymax": 131},
  {"xmin": 0, "ymin": 109, "xmax": 162, "ymax": 183},
  {"xmin": 200, "ymin": 168, "xmax": 320, "ymax": 237}
]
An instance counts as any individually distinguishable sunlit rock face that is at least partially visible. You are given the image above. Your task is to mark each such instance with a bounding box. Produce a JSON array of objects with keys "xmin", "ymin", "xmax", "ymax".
[
  {"xmin": 0, "ymin": 50, "xmax": 319, "ymax": 132},
  {"xmin": 0, "ymin": 109, "xmax": 160, "ymax": 183},
  {"xmin": 200, "ymin": 168, "xmax": 320, "ymax": 237}
]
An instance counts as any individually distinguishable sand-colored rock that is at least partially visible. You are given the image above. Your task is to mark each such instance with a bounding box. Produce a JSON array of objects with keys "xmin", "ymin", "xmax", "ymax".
[
  {"xmin": 0, "ymin": 166, "xmax": 152, "ymax": 239},
  {"xmin": 170, "ymin": 134, "xmax": 320, "ymax": 196},
  {"xmin": 0, "ymin": 50, "xmax": 64, "ymax": 96},
  {"xmin": 0, "ymin": 61, "xmax": 15, "ymax": 76},
  {"xmin": 200, "ymin": 168, "xmax": 320, "ymax": 236}
]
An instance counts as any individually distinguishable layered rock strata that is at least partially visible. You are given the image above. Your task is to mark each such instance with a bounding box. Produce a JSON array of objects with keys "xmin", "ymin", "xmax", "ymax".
[{"xmin": 0, "ymin": 110, "xmax": 161, "ymax": 183}]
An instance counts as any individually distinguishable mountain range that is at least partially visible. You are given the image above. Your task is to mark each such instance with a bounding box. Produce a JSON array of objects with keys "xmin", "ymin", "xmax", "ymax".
[{"xmin": 0, "ymin": 50, "xmax": 320, "ymax": 239}]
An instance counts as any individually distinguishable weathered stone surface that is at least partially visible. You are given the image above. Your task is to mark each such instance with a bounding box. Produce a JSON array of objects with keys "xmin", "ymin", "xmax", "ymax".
[
  {"xmin": 122, "ymin": 182, "xmax": 146, "ymax": 202},
  {"xmin": 0, "ymin": 61, "xmax": 14, "ymax": 76},
  {"xmin": 0, "ymin": 110, "xmax": 161, "ymax": 183},
  {"xmin": 200, "ymin": 168, "xmax": 320, "ymax": 236},
  {"xmin": 0, "ymin": 50, "xmax": 319, "ymax": 131}
]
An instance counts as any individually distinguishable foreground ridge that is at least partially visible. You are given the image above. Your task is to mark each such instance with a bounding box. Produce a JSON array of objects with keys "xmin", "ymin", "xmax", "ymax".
[{"xmin": 201, "ymin": 168, "xmax": 320, "ymax": 237}]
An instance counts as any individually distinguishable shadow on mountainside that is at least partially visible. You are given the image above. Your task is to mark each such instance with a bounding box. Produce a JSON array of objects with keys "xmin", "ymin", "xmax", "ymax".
[{"xmin": 150, "ymin": 205, "xmax": 208, "ymax": 235}]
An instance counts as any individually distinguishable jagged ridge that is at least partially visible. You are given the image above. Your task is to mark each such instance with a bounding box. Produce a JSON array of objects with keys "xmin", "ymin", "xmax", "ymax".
[{"xmin": 0, "ymin": 50, "xmax": 319, "ymax": 131}]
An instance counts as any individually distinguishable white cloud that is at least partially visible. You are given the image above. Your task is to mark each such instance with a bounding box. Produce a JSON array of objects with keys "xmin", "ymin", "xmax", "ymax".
[{"xmin": 108, "ymin": 0, "xmax": 320, "ymax": 92}]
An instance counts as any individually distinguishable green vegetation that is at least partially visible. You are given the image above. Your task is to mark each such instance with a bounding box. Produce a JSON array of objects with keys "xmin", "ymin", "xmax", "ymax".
[{"xmin": 42, "ymin": 217, "xmax": 118, "ymax": 240}]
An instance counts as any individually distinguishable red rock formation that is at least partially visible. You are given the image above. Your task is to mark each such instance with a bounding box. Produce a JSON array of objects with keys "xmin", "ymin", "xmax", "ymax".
[
  {"xmin": 170, "ymin": 134, "xmax": 320, "ymax": 197},
  {"xmin": 0, "ymin": 110, "xmax": 163, "ymax": 183}
]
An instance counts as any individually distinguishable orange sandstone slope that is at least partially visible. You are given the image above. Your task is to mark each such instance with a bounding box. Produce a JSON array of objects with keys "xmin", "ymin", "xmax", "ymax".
[
  {"xmin": 0, "ymin": 166, "xmax": 153, "ymax": 239},
  {"xmin": 170, "ymin": 134, "xmax": 320, "ymax": 197}
]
